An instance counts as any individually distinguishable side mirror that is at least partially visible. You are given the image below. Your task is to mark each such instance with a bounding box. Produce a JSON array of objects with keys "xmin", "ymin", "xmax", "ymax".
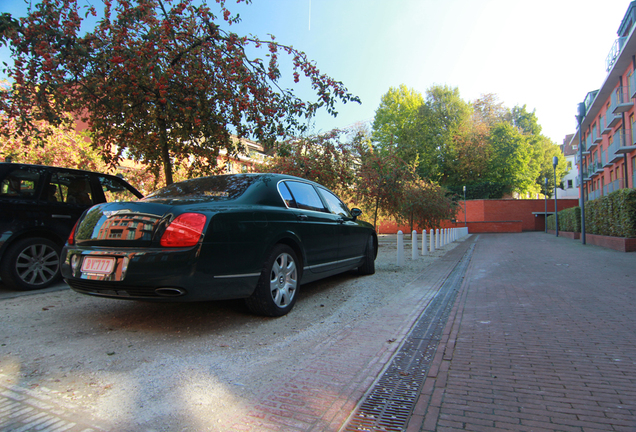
[{"xmin": 350, "ymin": 208, "xmax": 362, "ymax": 220}]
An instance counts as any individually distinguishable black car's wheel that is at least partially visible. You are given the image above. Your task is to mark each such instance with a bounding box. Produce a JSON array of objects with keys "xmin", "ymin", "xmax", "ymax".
[
  {"xmin": 245, "ymin": 244, "xmax": 300, "ymax": 317},
  {"xmin": 358, "ymin": 235, "xmax": 376, "ymax": 275},
  {"xmin": 0, "ymin": 237, "xmax": 62, "ymax": 291}
]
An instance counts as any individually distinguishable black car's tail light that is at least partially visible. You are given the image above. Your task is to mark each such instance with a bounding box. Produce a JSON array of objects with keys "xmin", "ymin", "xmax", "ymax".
[
  {"xmin": 67, "ymin": 219, "xmax": 80, "ymax": 246},
  {"xmin": 160, "ymin": 213, "xmax": 207, "ymax": 248}
]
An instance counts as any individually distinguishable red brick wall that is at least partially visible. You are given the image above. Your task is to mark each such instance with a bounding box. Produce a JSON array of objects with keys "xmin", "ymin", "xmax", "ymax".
[{"xmin": 375, "ymin": 198, "xmax": 579, "ymax": 234}]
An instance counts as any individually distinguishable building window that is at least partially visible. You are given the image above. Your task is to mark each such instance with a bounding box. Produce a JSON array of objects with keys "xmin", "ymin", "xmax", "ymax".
[{"xmin": 567, "ymin": 180, "xmax": 573, "ymax": 188}]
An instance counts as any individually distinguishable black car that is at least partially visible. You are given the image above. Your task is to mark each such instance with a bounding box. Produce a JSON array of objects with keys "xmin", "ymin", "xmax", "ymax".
[
  {"xmin": 61, "ymin": 173, "xmax": 377, "ymax": 316},
  {"xmin": 0, "ymin": 163, "xmax": 143, "ymax": 291}
]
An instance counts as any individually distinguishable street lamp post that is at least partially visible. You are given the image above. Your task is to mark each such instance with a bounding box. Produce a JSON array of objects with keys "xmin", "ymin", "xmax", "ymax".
[
  {"xmin": 553, "ymin": 156, "xmax": 559, "ymax": 237},
  {"xmin": 544, "ymin": 177, "xmax": 548, "ymax": 233},
  {"xmin": 463, "ymin": 185, "xmax": 467, "ymax": 227},
  {"xmin": 576, "ymin": 102, "xmax": 587, "ymax": 245}
]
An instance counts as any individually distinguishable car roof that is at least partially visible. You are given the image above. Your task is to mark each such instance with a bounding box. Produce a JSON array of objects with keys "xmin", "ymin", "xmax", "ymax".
[{"xmin": 0, "ymin": 162, "xmax": 118, "ymax": 177}]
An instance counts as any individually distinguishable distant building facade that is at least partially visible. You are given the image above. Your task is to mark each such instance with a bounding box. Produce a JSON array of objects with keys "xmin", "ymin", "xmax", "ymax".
[
  {"xmin": 558, "ymin": 133, "xmax": 580, "ymax": 199},
  {"xmin": 572, "ymin": 1, "xmax": 636, "ymax": 201}
]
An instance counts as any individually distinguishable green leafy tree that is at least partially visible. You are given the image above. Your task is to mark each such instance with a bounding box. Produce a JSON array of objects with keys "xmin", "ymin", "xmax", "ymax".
[
  {"xmin": 532, "ymin": 134, "xmax": 567, "ymax": 198},
  {"xmin": 511, "ymin": 105, "xmax": 542, "ymax": 136},
  {"xmin": 487, "ymin": 123, "xmax": 534, "ymax": 195},
  {"xmin": 0, "ymin": 0, "xmax": 360, "ymax": 185},
  {"xmin": 371, "ymin": 84, "xmax": 424, "ymax": 162},
  {"xmin": 416, "ymin": 85, "xmax": 472, "ymax": 182},
  {"xmin": 472, "ymin": 93, "xmax": 510, "ymax": 128}
]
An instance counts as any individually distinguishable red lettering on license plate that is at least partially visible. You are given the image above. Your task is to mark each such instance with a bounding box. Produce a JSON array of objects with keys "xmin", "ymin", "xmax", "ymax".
[{"xmin": 81, "ymin": 257, "xmax": 115, "ymax": 275}]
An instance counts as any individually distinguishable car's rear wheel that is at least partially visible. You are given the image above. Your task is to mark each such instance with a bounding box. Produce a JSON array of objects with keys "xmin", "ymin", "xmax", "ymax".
[
  {"xmin": 245, "ymin": 244, "xmax": 300, "ymax": 317},
  {"xmin": 0, "ymin": 237, "xmax": 62, "ymax": 291},
  {"xmin": 358, "ymin": 235, "xmax": 376, "ymax": 275}
]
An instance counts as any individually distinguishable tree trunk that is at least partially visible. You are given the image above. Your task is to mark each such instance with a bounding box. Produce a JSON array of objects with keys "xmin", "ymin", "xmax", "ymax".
[
  {"xmin": 157, "ymin": 116, "xmax": 173, "ymax": 185},
  {"xmin": 373, "ymin": 197, "xmax": 379, "ymax": 231}
]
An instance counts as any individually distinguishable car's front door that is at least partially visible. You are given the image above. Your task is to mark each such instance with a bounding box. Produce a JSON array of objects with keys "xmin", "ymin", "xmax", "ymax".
[{"xmin": 317, "ymin": 187, "xmax": 367, "ymax": 268}]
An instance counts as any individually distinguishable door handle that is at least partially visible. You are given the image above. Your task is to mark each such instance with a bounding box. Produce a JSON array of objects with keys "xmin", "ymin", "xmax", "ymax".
[
  {"xmin": 52, "ymin": 214, "xmax": 72, "ymax": 219},
  {"xmin": 297, "ymin": 214, "xmax": 308, "ymax": 221}
]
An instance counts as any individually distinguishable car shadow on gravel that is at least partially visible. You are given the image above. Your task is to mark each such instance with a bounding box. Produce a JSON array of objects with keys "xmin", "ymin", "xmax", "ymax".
[{"xmin": 61, "ymin": 269, "xmax": 367, "ymax": 340}]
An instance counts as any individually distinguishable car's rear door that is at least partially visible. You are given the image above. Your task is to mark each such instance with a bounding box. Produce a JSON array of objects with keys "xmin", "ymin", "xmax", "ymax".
[
  {"xmin": 280, "ymin": 180, "xmax": 341, "ymax": 274},
  {"xmin": 44, "ymin": 170, "xmax": 95, "ymax": 241},
  {"xmin": 0, "ymin": 165, "xmax": 48, "ymax": 243}
]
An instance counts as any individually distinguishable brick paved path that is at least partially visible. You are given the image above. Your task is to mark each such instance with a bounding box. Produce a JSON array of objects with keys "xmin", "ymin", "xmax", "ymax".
[
  {"xmin": 230, "ymin": 237, "xmax": 475, "ymax": 431},
  {"xmin": 409, "ymin": 232, "xmax": 636, "ymax": 432}
]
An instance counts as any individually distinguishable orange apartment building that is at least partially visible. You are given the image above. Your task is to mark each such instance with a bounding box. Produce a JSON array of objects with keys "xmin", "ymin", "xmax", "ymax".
[{"xmin": 572, "ymin": 1, "xmax": 636, "ymax": 201}]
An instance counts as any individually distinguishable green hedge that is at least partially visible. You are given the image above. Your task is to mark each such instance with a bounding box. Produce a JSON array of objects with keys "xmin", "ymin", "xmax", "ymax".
[
  {"xmin": 547, "ymin": 189, "xmax": 636, "ymax": 238},
  {"xmin": 547, "ymin": 206, "xmax": 581, "ymax": 232}
]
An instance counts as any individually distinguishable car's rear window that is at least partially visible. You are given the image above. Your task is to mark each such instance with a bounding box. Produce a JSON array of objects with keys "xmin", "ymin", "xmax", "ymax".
[
  {"xmin": 0, "ymin": 166, "xmax": 45, "ymax": 200},
  {"xmin": 144, "ymin": 175, "xmax": 258, "ymax": 201}
]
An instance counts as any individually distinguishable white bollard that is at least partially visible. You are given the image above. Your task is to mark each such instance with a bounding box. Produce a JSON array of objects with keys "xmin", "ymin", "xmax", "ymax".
[
  {"xmin": 422, "ymin": 229, "xmax": 427, "ymax": 256},
  {"xmin": 435, "ymin": 229, "xmax": 440, "ymax": 249},
  {"xmin": 412, "ymin": 230, "xmax": 418, "ymax": 260},
  {"xmin": 397, "ymin": 230, "xmax": 404, "ymax": 266},
  {"xmin": 430, "ymin": 228, "xmax": 435, "ymax": 252}
]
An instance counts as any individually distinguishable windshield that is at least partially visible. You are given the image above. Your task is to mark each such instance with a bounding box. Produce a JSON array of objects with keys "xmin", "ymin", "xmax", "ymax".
[{"xmin": 144, "ymin": 175, "xmax": 259, "ymax": 201}]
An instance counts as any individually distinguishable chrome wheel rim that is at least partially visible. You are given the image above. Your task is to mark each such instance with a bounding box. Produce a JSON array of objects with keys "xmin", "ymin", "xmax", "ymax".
[
  {"xmin": 15, "ymin": 244, "xmax": 59, "ymax": 286},
  {"xmin": 269, "ymin": 252, "xmax": 297, "ymax": 308}
]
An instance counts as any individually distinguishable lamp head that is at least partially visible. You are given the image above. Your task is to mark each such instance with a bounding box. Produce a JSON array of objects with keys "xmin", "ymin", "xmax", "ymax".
[{"xmin": 552, "ymin": 156, "xmax": 558, "ymax": 169}]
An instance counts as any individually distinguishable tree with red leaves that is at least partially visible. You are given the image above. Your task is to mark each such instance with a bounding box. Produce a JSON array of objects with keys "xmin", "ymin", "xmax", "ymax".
[
  {"xmin": 0, "ymin": 0, "xmax": 360, "ymax": 184},
  {"xmin": 254, "ymin": 129, "xmax": 358, "ymax": 195}
]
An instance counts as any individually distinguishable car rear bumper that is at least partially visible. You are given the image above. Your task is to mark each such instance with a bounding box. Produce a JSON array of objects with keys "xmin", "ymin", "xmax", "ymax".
[{"xmin": 61, "ymin": 246, "xmax": 259, "ymax": 301}]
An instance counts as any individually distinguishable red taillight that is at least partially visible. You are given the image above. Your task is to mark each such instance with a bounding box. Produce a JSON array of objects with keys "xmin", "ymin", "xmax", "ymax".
[
  {"xmin": 160, "ymin": 213, "xmax": 207, "ymax": 248},
  {"xmin": 67, "ymin": 219, "xmax": 80, "ymax": 246}
]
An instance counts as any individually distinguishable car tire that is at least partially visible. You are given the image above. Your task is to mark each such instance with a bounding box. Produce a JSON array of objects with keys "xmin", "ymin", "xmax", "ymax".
[
  {"xmin": 245, "ymin": 244, "xmax": 300, "ymax": 317},
  {"xmin": 358, "ymin": 235, "xmax": 376, "ymax": 276},
  {"xmin": 0, "ymin": 237, "xmax": 62, "ymax": 291}
]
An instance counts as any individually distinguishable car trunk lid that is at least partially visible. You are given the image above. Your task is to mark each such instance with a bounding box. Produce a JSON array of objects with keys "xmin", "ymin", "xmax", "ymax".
[{"xmin": 73, "ymin": 202, "xmax": 173, "ymax": 247}]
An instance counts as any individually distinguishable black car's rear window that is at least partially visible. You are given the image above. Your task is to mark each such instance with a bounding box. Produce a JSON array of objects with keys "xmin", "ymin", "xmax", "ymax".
[{"xmin": 144, "ymin": 175, "xmax": 258, "ymax": 201}]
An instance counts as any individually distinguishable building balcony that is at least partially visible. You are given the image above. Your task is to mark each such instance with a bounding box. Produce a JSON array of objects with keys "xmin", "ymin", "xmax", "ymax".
[
  {"xmin": 604, "ymin": 177, "xmax": 625, "ymax": 195},
  {"xmin": 606, "ymin": 36, "xmax": 627, "ymax": 72},
  {"xmin": 607, "ymin": 107, "xmax": 622, "ymax": 128},
  {"xmin": 585, "ymin": 134, "xmax": 595, "ymax": 152},
  {"xmin": 592, "ymin": 126, "xmax": 603, "ymax": 145},
  {"xmin": 611, "ymin": 86, "xmax": 633, "ymax": 113},
  {"xmin": 599, "ymin": 150, "xmax": 609, "ymax": 168},
  {"xmin": 615, "ymin": 128, "xmax": 636, "ymax": 154},
  {"xmin": 631, "ymin": 72, "xmax": 636, "ymax": 99},
  {"xmin": 595, "ymin": 159, "xmax": 604, "ymax": 174},
  {"xmin": 588, "ymin": 189, "xmax": 602, "ymax": 201},
  {"xmin": 601, "ymin": 114, "xmax": 613, "ymax": 134}
]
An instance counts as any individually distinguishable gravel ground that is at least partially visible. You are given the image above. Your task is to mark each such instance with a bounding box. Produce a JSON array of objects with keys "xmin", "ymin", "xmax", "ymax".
[{"xmin": 0, "ymin": 234, "xmax": 461, "ymax": 430}]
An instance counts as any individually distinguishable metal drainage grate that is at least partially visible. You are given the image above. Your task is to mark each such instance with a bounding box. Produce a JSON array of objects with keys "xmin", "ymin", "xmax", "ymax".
[{"xmin": 342, "ymin": 244, "xmax": 475, "ymax": 432}]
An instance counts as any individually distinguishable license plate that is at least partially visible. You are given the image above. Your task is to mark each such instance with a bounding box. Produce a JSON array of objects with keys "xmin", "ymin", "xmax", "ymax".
[{"xmin": 81, "ymin": 257, "xmax": 116, "ymax": 275}]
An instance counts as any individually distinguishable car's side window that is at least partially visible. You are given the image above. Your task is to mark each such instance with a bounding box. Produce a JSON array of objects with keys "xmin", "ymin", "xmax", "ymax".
[
  {"xmin": 277, "ymin": 182, "xmax": 297, "ymax": 208},
  {"xmin": 319, "ymin": 187, "xmax": 351, "ymax": 218},
  {"xmin": 284, "ymin": 181, "xmax": 326, "ymax": 212},
  {"xmin": 99, "ymin": 176, "xmax": 140, "ymax": 202},
  {"xmin": 50, "ymin": 172, "xmax": 93, "ymax": 206},
  {"xmin": 0, "ymin": 167, "xmax": 43, "ymax": 199}
]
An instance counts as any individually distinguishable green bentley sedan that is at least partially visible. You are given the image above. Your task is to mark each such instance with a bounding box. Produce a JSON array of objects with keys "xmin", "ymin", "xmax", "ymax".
[{"xmin": 61, "ymin": 173, "xmax": 377, "ymax": 316}]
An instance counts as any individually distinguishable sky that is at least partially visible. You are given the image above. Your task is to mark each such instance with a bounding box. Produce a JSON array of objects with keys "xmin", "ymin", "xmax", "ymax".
[{"xmin": 0, "ymin": 0, "xmax": 633, "ymax": 145}]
